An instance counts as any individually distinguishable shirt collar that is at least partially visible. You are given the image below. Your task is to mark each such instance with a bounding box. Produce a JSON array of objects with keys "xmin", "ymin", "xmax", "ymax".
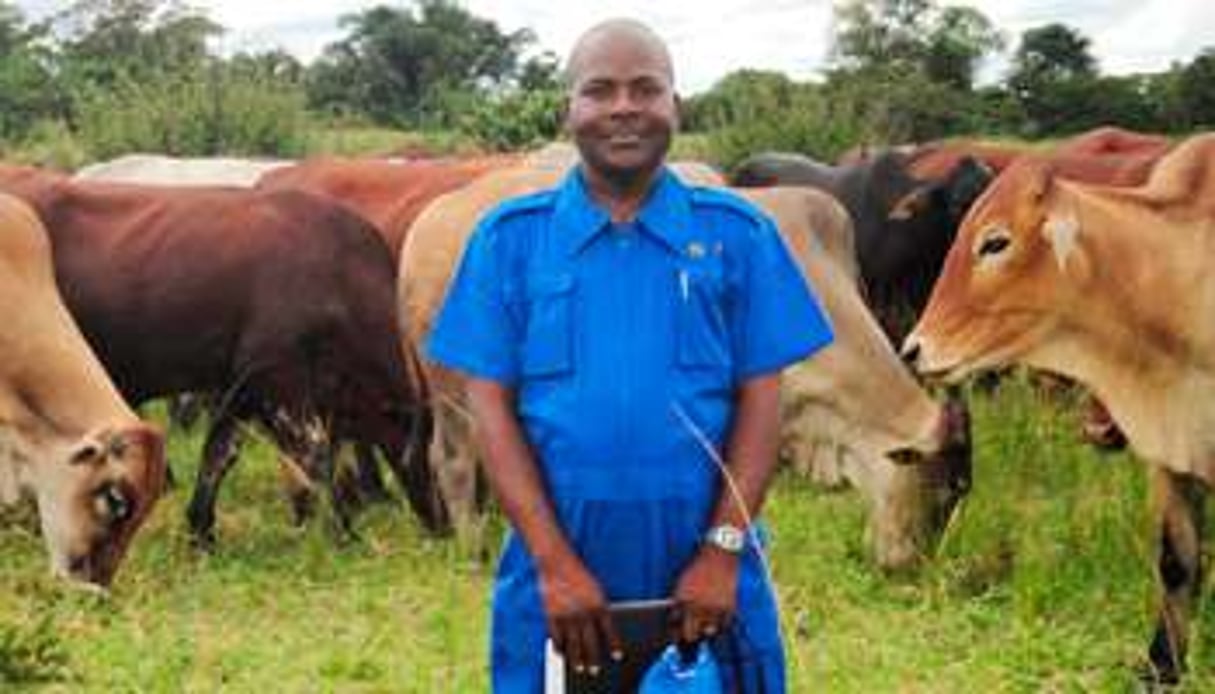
[{"xmin": 553, "ymin": 165, "xmax": 694, "ymax": 258}]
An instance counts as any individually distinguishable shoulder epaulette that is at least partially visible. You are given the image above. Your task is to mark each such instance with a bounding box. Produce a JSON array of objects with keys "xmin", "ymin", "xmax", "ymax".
[
  {"xmin": 483, "ymin": 189, "xmax": 558, "ymax": 226},
  {"xmin": 690, "ymin": 187, "xmax": 767, "ymax": 226}
]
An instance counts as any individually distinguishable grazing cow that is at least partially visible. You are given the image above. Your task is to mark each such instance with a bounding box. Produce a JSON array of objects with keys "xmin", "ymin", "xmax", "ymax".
[
  {"xmin": 0, "ymin": 192, "xmax": 166, "ymax": 586},
  {"xmin": 902, "ymin": 134, "xmax": 1215, "ymax": 683},
  {"xmin": 401, "ymin": 167, "xmax": 971, "ymax": 567},
  {"xmin": 0, "ymin": 168, "xmax": 446, "ymax": 543},
  {"xmin": 257, "ymin": 156, "xmax": 514, "ymax": 260},
  {"xmin": 74, "ymin": 153, "xmax": 291, "ymax": 187},
  {"xmin": 731, "ymin": 150, "xmax": 993, "ymax": 340}
]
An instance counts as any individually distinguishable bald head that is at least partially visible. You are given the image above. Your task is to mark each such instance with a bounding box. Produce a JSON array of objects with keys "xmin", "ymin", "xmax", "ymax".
[{"xmin": 564, "ymin": 18, "xmax": 675, "ymax": 91}]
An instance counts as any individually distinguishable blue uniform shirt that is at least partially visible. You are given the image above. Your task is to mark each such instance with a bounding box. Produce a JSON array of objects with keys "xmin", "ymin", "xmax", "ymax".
[{"xmin": 427, "ymin": 166, "xmax": 833, "ymax": 692}]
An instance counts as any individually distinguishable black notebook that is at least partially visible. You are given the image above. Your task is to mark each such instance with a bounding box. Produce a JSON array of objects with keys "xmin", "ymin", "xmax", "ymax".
[{"xmin": 545, "ymin": 598, "xmax": 678, "ymax": 694}]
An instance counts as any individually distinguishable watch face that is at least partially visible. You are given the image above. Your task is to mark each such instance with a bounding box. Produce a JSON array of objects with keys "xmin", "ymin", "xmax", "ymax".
[{"xmin": 710, "ymin": 526, "xmax": 744, "ymax": 553}]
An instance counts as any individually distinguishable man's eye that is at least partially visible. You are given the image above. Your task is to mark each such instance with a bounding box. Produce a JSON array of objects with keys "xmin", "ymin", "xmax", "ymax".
[
  {"xmin": 633, "ymin": 82, "xmax": 663, "ymax": 99},
  {"xmin": 581, "ymin": 83, "xmax": 612, "ymax": 99}
]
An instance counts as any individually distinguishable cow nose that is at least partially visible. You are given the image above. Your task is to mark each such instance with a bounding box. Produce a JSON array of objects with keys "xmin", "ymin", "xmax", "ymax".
[{"xmin": 900, "ymin": 337, "xmax": 922, "ymax": 369}]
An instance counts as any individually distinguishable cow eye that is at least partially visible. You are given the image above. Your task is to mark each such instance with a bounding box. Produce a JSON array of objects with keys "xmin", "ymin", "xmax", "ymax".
[
  {"xmin": 93, "ymin": 483, "xmax": 133, "ymax": 526},
  {"xmin": 977, "ymin": 234, "xmax": 1011, "ymax": 258}
]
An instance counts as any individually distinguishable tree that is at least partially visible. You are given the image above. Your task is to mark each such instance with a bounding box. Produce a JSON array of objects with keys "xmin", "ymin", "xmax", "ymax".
[
  {"xmin": 306, "ymin": 0, "xmax": 534, "ymax": 126},
  {"xmin": 0, "ymin": 2, "xmax": 60, "ymax": 140},
  {"xmin": 833, "ymin": 0, "xmax": 934, "ymax": 72},
  {"xmin": 53, "ymin": 0, "xmax": 221, "ymax": 91},
  {"xmin": 923, "ymin": 6, "xmax": 1004, "ymax": 90},
  {"xmin": 832, "ymin": 0, "xmax": 1002, "ymax": 90},
  {"xmin": 1177, "ymin": 47, "xmax": 1215, "ymax": 128},
  {"xmin": 1006, "ymin": 23, "xmax": 1099, "ymax": 134}
]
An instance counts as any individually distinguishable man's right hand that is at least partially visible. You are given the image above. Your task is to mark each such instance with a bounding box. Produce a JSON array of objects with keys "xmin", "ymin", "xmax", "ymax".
[{"xmin": 537, "ymin": 552, "xmax": 623, "ymax": 675}]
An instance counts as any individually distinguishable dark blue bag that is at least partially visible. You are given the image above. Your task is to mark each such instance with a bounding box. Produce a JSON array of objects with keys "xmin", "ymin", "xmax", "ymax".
[{"xmin": 638, "ymin": 643, "xmax": 723, "ymax": 694}]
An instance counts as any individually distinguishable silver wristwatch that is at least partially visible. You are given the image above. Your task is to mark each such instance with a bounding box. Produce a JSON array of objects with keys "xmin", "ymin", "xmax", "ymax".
[{"xmin": 704, "ymin": 524, "xmax": 746, "ymax": 554}]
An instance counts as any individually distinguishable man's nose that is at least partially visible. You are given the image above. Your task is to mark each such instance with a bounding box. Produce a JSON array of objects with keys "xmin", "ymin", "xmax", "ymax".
[{"xmin": 608, "ymin": 90, "xmax": 642, "ymax": 116}]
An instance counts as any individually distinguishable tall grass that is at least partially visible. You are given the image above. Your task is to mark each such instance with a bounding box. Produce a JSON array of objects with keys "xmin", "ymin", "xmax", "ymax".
[{"xmin": 3, "ymin": 379, "xmax": 1214, "ymax": 691}]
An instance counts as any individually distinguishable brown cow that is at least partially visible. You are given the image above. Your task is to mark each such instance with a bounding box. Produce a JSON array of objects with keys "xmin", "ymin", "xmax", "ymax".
[
  {"xmin": 0, "ymin": 192, "xmax": 165, "ymax": 586},
  {"xmin": 401, "ymin": 167, "xmax": 970, "ymax": 568},
  {"xmin": 0, "ymin": 167, "xmax": 446, "ymax": 543},
  {"xmin": 903, "ymin": 134, "xmax": 1215, "ymax": 683},
  {"xmin": 257, "ymin": 156, "xmax": 515, "ymax": 260}
]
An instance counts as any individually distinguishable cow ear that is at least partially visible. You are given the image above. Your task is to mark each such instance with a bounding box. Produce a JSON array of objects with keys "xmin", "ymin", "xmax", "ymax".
[{"xmin": 1025, "ymin": 162, "xmax": 1058, "ymax": 204}]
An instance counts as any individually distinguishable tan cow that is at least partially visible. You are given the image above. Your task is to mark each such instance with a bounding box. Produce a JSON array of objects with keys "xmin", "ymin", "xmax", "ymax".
[
  {"xmin": 400, "ymin": 166, "xmax": 970, "ymax": 568},
  {"xmin": 0, "ymin": 192, "xmax": 165, "ymax": 587},
  {"xmin": 903, "ymin": 133, "xmax": 1215, "ymax": 683}
]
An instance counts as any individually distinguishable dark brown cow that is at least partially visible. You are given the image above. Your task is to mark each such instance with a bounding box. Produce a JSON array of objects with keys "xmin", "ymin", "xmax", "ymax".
[
  {"xmin": 0, "ymin": 166, "xmax": 447, "ymax": 543},
  {"xmin": 257, "ymin": 156, "xmax": 515, "ymax": 260}
]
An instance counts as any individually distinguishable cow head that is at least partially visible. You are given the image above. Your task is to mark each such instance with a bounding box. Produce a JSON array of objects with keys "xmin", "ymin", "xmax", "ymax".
[
  {"xmin": 902, "ymin": 159, "xmax": 1089, "ymax": 381},
  {"xmin": 28, "ymin": 423, "xmax": 166, "ymax": 587},
  {"xmin": 875, "ymin": 389, "xmax": 972, "ymax": 568}
]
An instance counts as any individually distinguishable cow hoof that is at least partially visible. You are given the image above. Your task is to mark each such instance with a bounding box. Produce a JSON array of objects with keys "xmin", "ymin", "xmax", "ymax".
[
  {"xmin": 189, "ymin": 530, "xmax": 218, "ymax": 552},
  {"xmin": 1142, "ymin": 629, "xmax": 1184, "ymax": 688}
]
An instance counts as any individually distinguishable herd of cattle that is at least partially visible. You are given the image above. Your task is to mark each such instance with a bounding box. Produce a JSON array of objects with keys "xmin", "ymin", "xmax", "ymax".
[{"xmin": 1, "ymin": 125, "xmax": 1211, "ymax": 682}]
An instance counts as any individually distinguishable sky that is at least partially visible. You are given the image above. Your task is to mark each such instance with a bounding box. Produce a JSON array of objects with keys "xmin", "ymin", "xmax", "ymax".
[{"xmin": 15, "ymin": 1, "xmax": 1215, "ymax": 93}]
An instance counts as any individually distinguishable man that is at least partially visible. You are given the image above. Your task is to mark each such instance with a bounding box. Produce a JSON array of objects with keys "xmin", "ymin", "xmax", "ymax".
[{"xmin": 427, "ymin": 19, "xmax": 833, "ymax": 692}]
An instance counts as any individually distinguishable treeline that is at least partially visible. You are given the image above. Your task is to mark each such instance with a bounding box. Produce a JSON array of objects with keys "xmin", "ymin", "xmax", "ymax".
[
  {"xmin": 1, "ymin": 0, "xmax": 1212, "ymax": 167},
  {"xmin": 0, "ymin": 0, "xmax": 563, "ymax": 163},
  {"xmin": 686, "ymin": 0, "xmax": 1215, "ymax": 166}
]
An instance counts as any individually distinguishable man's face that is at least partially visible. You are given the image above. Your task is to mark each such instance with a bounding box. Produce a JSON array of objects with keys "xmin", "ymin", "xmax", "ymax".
[{"xmin": 564, "ymin": 35, "xmax": 679, "ymax": 184}]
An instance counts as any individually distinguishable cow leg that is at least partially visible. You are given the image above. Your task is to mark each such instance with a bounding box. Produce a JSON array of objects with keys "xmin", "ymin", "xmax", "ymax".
[
  {"xmin": 1145, "ymin": 467, "xmax": 1206, "ymax": 684},
  {"xmin": 268, "ymin": 411, "xmax": 357, "ymax": 542},
  {"xmin": 310, "ymin": 431, "xmax": 357, "ymax": 542},
  {"xmin": 277, "ymin": 453, "xmax": 316, "ymax": 526},
  {"xmin": 185, "ymin": 412, "xmax": 244, "ymax": 546},
  {"xmin": 430, "ymin": 399, "xmax": 477, "ymax": 533},
  {"xmin": 350, "ymin": 442, "xmax": 392, "ymax": 505},
  {"xmin": 385, "ymin": 397, "xmax": 451, "ymax": 535}
]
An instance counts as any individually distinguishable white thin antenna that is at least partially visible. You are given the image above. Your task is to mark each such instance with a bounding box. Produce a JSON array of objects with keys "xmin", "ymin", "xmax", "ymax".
[{"xmin": 669, "ymin": 401, "xmax": 787, "ymax": 643}]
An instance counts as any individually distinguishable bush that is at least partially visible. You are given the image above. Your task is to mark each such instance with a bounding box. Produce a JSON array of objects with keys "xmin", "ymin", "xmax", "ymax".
[
  {"xmin": 75, "ymin": 66, "xmax": 310, "ymax": 160},
  {"xmin": 691, "ymin": 71, "xmax": 862, "ymax": 169},
  {"xmin": 3, "ymin": 119, "xmax": 88, "ymax": 170},
  {"xmin": 457, "ymin": 88, "xmax": 563, "ymax": 152}
]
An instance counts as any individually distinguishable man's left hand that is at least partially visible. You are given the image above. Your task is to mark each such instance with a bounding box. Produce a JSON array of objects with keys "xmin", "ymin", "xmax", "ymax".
[{"xmin": 672, "ymin": 547, "xmax": 740, "ymax": 643}]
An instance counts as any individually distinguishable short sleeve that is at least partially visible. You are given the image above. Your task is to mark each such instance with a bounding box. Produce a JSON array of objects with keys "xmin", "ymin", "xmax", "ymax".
[
  {"xmin": 732, "ymin": 214, "xmax": 834, "ymax": 381},
  {"xmin": 426, "ymin": 217, "xmax": 521, "ymax": 385}
]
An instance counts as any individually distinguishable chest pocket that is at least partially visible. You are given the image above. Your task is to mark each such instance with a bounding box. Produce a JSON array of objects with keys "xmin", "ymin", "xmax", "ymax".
[
  {"xmin": 521, "ymin": 273, "xmax": 576, "ymax": 377},
  {"xmin": 675, "ymin": 265, "xmax": 733, "ymax": 372}
]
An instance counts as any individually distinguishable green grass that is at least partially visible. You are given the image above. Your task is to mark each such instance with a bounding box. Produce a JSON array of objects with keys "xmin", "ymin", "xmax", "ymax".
[{"xmin": 4, "ymin": 377, "xmax": 1215, "ymax": 691}]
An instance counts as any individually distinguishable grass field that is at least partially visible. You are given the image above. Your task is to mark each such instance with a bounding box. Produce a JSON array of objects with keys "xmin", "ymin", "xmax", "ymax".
[{"xmin": 4, "ymin": 376, "xmax": 1215, "ymax": 692}]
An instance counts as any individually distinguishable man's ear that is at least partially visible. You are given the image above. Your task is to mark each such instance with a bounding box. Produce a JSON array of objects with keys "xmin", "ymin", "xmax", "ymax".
[{"xmin": 673, "ymin": 91, "xmax": 684, "ymax": 132}]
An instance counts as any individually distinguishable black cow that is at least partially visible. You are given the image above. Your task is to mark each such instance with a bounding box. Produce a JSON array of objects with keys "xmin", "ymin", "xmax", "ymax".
[{"xmin": 731, "ymin": 150, "xmax": 992, "ymax": 341}]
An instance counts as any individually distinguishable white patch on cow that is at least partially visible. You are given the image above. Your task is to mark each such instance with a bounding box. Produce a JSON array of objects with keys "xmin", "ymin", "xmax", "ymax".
[{"xmin": 1043, "ymin": 213, "xmax": 1081, "ymax": 272}]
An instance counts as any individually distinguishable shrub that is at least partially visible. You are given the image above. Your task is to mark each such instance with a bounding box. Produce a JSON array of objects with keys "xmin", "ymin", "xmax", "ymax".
[
  {"xmin": 4, "ymin": 119, "xmax": 88, "ymax": 170},
  {"xmin": 75, "ymin": 66, "xmax": 310, "ymax": 160},
  {"xmin": 457, "ymin": 88, "xmax": 563, "ymax": 152}
]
